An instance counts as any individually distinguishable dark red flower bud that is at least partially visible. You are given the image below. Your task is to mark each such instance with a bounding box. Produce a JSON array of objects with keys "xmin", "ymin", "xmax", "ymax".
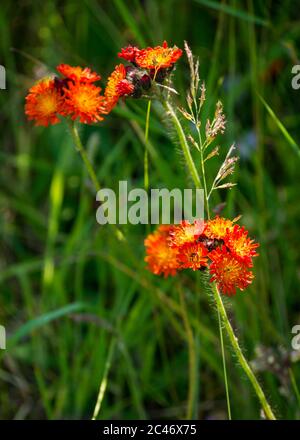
[{"xmin": 140, "ymin": 74, "xmax": 151, "ymax": 90}]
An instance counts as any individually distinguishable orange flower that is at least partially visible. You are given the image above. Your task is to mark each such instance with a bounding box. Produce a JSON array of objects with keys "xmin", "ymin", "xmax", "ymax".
[
  {"xmin": 204, "ymin": 216, "xmax": 234, "ymax": 240},
  {"xmin": 62, "ymin": 81, "xmax": 106, "ymax": 124},
  {"xmin": 169, "ymin": 220, "xmax": 204, "ymax": 247},
  {"xmin": 224, "ymin": 225, "xmax": 259, "ymax": 266},
  {"xmin": 209, "ymin": 246, "xmax": 254, "ymax": 295},
  {"xmin": 135, "ymin": 41, "xmax": 182, "ymax": 70},
  {"xmin": 118, "ymin": 45, "xmax": 141, "ymax": 63},
  {"xmin": 25, "ymin": 78, "xmax": 63, "ymax": 126},
  {"xmin": 104, "ymin": 64, "xmax": 134, "ymax": 112},
  {"xmin": 144, "ymin": 225, "xmax": 179, "ymax": 277},
  {"xmin": 177, "ymin": 242, "xmax": 208, "ymax": 271},
  {"xmin": 56, "ymin": 64, "xmax": 101, "ymax": 83},
  {"xmin": 143, "ymin": 218, "xmax": 258, "ymax": 295}
]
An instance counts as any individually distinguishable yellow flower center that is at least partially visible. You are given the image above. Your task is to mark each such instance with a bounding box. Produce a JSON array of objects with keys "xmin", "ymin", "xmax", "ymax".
[
  {"xmin": 37, "ymin": 92, "xmax": 58, "ymax": 116},
  {"xmin": 71, "ymin": 87, "xmax": 101, "ymax": 114},
  {"xmin": 206, "ymin": 218, "xmax": 233, "ymax": 239}
]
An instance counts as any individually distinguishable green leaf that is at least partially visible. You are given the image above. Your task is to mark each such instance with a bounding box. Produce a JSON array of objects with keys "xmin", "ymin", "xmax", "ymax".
[
  {"xmin": 113, "ymin": 0, "xmax": 147, "ymax": 47},
  {"xmin": 7, "ymin": 302, "xmax": 89, "ymax": 349},
  {"xmin": 193, "ymin": 0, "xmax": 269, "ymax": 27},
  {"xmin": 258, "ymin": 93, "xmax": 300, "ymax": 160}
]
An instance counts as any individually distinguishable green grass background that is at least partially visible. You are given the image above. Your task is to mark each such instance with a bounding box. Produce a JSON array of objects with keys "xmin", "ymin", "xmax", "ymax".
[{"xmin": 0, "ymin": 0, "xmax": 300, "ymax": 419}]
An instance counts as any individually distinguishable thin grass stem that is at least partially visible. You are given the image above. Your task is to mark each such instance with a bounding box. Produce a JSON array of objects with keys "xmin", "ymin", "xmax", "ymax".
[
  {"xmin": 68, "ymin": 121, "xmax": 128, "ymax": 244},
  {"xmin": 289, "ymin": 367, "xmax": 300, "ymax": 407},
  {"xmin": 217, "ymin": 306, "xmax": 232, "ymax": 419},
  {"xmin": 198, "ymin": 134, "xmax": 210, "ymax": 219},
  {"xmin": 144, "ymin": 100, "xmax": 152, "ymax": 191},
  {"xmin": 179, "ymin": 287, "xmax": 197, "ymax": 419},
  {"xmin": 92, "ymin": 337, "xmax": 117, "ymax": 419},
  {"xmin": 195, "ymin": 118, "xmax": 231, "ymax": 418}
]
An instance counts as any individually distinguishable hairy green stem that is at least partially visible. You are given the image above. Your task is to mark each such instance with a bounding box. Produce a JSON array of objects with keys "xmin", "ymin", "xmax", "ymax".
[
  {"xmin": 163, "ymin": 81, "xmax": 275, "ymax": 421},
  {"xmin": 165, "ymin": 98, "xmax": 233, "ymax": 418},
  {"xmin": 68, "ymin": 121, "xmax": 128, "ymax": 244},
  {"xmin": 68, "ymin": 121, "xmax": 100, "ymax": 192},
  {"xmin": 212, "ymin": 283, "xmax": 276, "ymax": 420},
  {"xmin": 165, "ymin": 100, "xmax": 201, "ymax": 189}
]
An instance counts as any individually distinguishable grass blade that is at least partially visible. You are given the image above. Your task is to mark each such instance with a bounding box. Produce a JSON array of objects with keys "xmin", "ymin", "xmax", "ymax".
[
  {"xmin": 8, "ymin": 302, "xmax": 88, "ymax": 348},
  {"xmin": 193, "ymin": 0, "xmax": 269, "ymax": 26},
  {"xmin": 113, "ymin": 0, "xmax": 147, "ymax": 46},
  {"xmin": 258, "ymin": 93, "xmax": 300, "ymax": 160}
]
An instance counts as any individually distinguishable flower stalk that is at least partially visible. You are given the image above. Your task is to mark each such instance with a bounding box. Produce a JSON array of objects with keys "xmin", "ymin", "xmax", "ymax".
[
  {"xmin": 144, "ymin": 68, "xmax": 159, "ymax": 192},
  {"xmin": 68, "ymin": 120, "xmax": 101, "ymax": 192},
  {"xmin": 164, "ymin": 100, "xmax": 201, "ymax": 190},
  {"xmin": 216, "ymin": 304, "xmax": 232, "ymax": 419},
  {"xmin": 68, "ymin": 121, "xmax": 128, "ymax": 245},
  {"xmin": 144, "ymin": 99, "xmax": 152, "ymax": 191},
  {"xmin": 179, "ymin": 287, "xmax": 197, "ymax": 419},
  {"xmin": 154, "ymin": 46, "xmax": 276, "ymax": 419}
]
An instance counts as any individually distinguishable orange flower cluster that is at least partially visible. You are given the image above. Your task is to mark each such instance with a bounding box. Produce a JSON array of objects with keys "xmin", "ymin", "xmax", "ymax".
[
  {"xmin": 119, "ymin": 41, "xmax": 182, "ymax": 71},
  {"xmin": 104, "ymin": 64, "xmax": 135, "ymax": 113},
  {"xmin": 118, "ymin": 41, "xmax": 182, "ymax": 84},
  {"xmin": 102, "ymin": 41, "xmax": 183, "ymax": 111},
  {"xmin": 25, "ymin": 65, "xmax": 107, "ymax": 126},
  {"xmin": 144, "ymin": 216, "xmax": 259, "ymax": 296},
  {"xmin": 104, "ymin": 41, "xmax": 182, "ymax": 110}
]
